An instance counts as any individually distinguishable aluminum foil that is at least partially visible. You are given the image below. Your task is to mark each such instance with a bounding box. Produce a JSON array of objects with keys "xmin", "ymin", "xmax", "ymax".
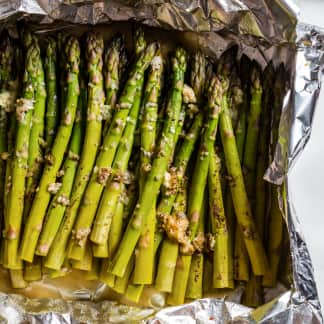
[{"xmin": 0, "ymin": 1, "xmax": 323, "ymax": 323}]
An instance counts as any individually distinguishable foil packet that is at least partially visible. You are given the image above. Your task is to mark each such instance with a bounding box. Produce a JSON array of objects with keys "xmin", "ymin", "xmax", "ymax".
[{"xmin": 0, "ymin": 1, "xmax": 323, "ymax": 323}]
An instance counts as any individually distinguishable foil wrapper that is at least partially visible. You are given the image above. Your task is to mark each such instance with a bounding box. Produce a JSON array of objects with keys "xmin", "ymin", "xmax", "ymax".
[{"xmin": 0, "ymin": 1, "xmax": 323, "ymax": 323}]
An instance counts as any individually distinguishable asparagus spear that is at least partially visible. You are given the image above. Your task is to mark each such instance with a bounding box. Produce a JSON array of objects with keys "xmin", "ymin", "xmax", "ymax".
[
  {"xmin": 92, "ymin": 241, "xmax": 109, "ymax": 258},
  {"xmin": 219, "ymin": 65, "xmax": 268, "ymax": 276},
  {"xmin": 3, "ymin": 61, "xmax": 20, "ymax": 213},
  {"xmin": 9, "ymin": 269, "xmax": 27, "ymax": 289},
  {"xmin": 44, "ymin": 37, "xmax": 59, "ymax": 150},
  {"xmin": 68, "ymin": 42, "xmax": 157, "ymax": 261},
  {"xmin": 125, "ymin": 85, "xmax": 201, "ymax": 296},
  {"xmin": 43, "ymin": 33, "xmax": 105, "ymax": 267},
  {"xmin": 93, "ymin": 49, "xmax": 162, "ymax": 253},
  {"xmin": 24, "ymin": 256, "xmax": 42, "ymax": 282},
  {"xmin": 19, "ymin": 36, "xmax": 80, "ymax": 263},
  {"xmin": 203, "ymin": 257, "xmax": 213, "ymax": 294},
  {"xmin": 132, "ymin": 29, "xmax": 148, "ymax": 154},
  {"xmin": 239, "ymin": 62, "xmax": 264, "ymax": 304},
  {"xmin": 186, "ymin": 76, "xmax": 223, "ymax": 249},
  {"xmin": 167, "ymin": 75, "xmax": 223, "ymax": 305},
  {"xmin": 244, "ymin": 64, "xmax": 275, "ymax": 307},
  {"xmin": 155, "ymin": 53, "xmax": 206, "ymax": 249},
  {"xmin": 3, "ymin": 38, "xmax": 38, "ymax": 269},
  {"xmin": 102, "ymin": 35, "xmax": 124, "ymax": 134},
  {"xmin": 186, "ymin": 194, "xmax": 206, "ymax": 299},
  {"xmin": 133, "ymin": 51, "xmax": 163, "ymax": 285},
  {"xmin": 47, "ymin": 42, "xmax": 157, "ymax": 269},
  {"xmin": 90, "ymin": 73, "xmax": 144, "ymax": 247},
  {"xmin": 71, "ymin": 242, "xmax": 93, "ymax": 271},
  {"xmin": 254, "ymin": 63, "xmax": 274, "ymax": 245},
  {"xmin": 155, "ymin": 52, "xmax": 206, "ymax": 292},
  {"xmin": 167, "ymin": 253, "xmax": 191, "ymax": 305},
  {"xmin": 57, "ymin": 32, "xmax": 69, "ymax": 112},
  {"xmin": 99, "ymin": 189, "xmax": 125, "ymax": 286},
  {"xmin": 0, "ymin": 32, "xmax": 15, "ymax": 243},
  {"xmin": 36, "ymin": 73, "xmax": 86, "ymax": 256},
  {"xmin": 113, "ymin": 257, "xmax": 135, "ymax": 294},
  {"xmin": 155, "ymin": 180, "xmax": 188, "ymax": 292},
  {"xmin": 233, "ymin": 57, "xmax": 250, "ymax": 282},
  {"xmin": 110, "ymin": 47, "xmax": 187, "ymax": 278},
  {"xmin": 243, "ymin": 63, "xmax": 263, "ymax": 208},
  {"xmin": 127, "ymin": 92, "xmax": 202, "ymax": 297},
  {"xmin": 208, "ymin": 147, "xmax": 234, "ymax": 288},
  {"xmin": 84, "ymin": 258, "xmax": 100, "ymax": 280},
  {"xmin": 263, "ymin": 65, "xmax": 286, "ymax": 287},
  {"xmin": 24, "ymin": 36, "xmax": 47, "ymax": 218},
  {"xmin": 225, "ymin": 68, "xmax": 244, "ymax": 230},
  {"xmin": 52, "ymin": 32, "xmax": 104, "ymax": 262}
]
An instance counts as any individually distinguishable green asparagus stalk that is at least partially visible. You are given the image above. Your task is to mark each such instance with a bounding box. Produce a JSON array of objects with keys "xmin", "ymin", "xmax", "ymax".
[
  {"xmin": 125, "ymin": 79, "xmax": 202, "ymax": 298},
  {"xmin": 243, "ymin": 63, "xmax": 263, "ymax": 208},
  {"xmin": 94, "ymin": 51, "xmax": 162, "ymax": 254},
  {"xmin": 24, "ymin": 257, "xmax": 42, "ymax": 282},
  {"xmin": 219, "ymin": 67, "xmax": 268, "ymax": 276},
  {"xmin": 46, "ymin": 39, "xmax": 152, "ymax": 268},
  {"xmin": 91, "ymin": 104, "xmax": 142, "ymax": 259},
  {"xmin": 187, "ymin": 76, "xmax": 223, "ymax": 247},
  {"xmin": 132, "ymin": 29, "xmax": 147, "ymax": 153},
  {"xmin": 225, "ymin": 69, "xmax": 244, "ymax": 235},
  {"xmin": 43, "ymin": 34, "xmax": 107, "ymax": 269},
  {"xmin": 186, "ymin": 194, "xmax": 206, "ymax": 299},
  {"xmin": 208, "ymin": 147, "xmax": 234, "ymax": 288},
  {"xmin": 67, "ymin": 42, "xmax": 157, "ymax": 261},
  {"xmin": 203, "ymin": 257, "xmax": 213, "ymax": 294},
  {"xmin": 19, "ymin": 36, "xmax": 80, "ymax": 263},
  {"xmin": 154, "ymin": 52, "xmax": 207, "ymax": 291},
  {"xmin": 24, "ymin": 36, "xmax": 47, "ymax": 218},
  {"xmin": 233, "ymin": 58, "xmax": 250, "ymax": 282},
  {"xmin": 36, "ymin": 73, "xmax": 86, "ymax": 256},
  {"xmin": 167, "ymin": 75, "xmax": 223, "ymax": 305},
  {"xmin": 71, "ymin": 242, "xmax": 93, "ymax": 271},
  {"xmin": 154, "ymin": 108, "xmax": 203, "ymax": 251},
  {"xmin": 110, "ymin": 47, "xmax": 187, "ymax": 278},
  {"xmin": 245, "ymin": 64, "xmax": 278, "ymax": 305},
  {"xmin": 109, "ymin": 197, "xmax": 126, "ymax": 255},
  {"xmin": 48, "ymin": 258, "xmax": 71, "ymax": 279},
  {"xmin": 92, "ymin": 241, "xmax": 109, "ymax": 258},
  {"xmin": 3, "ymin": 44, "xmax": 21, "ymax": 218},
  {"xmin": 57, "ymin": 32, "xmax": 69, "ymax": 112},
  {"xmin": 99, "ymin": 190, "xmax": 125, "ymax": 286},
  {"xmin": 71, "ymin": 43, "xmax": 157, "ymax": 261},
  {"xmin": 124, "ymin": 282, "xmax": 144, "ymax": 303},
  {"xmin": 3, "ymin": 38, "xmax": 38, "ymax": 269},
  {"xmin": 122, "ymin": 171, "xmax": 138, "ymax": 224},
  {"xmin": 44, "ymin": 37, "xmax": 59, "ymax": 150},
  {"xmin": 154, "ymin": 52, "xmax": 206, "ymax": 255},
  {"xmin": 133, "ymin": 51, "xmax": 163, "ymax": 285},
  {"xmin": 240, "ymin": 63, "xmax": 264, "ymax": 305},
  {"xmin": 263, "ymin": 65, "xmax": 286, "ymax": 287},
  {"xmin": 254, "ymin": 62, "xmax": 274, "ymax": 244},
  {"xmin": 113, "ymin": 257, "xmax": 135, "ymax": 294},
  {"xmin": 234, "ymin": 228, "xmax": 249, "ymax": 281},
  {"xmin": 84, "ymin": 258, "xmax": 100, "ymax": 280},
  {"xmin": 102, "ymin": 35, "xmax": 124, "ymax": 134},
  {"xmin": 167, "ymin": 254, "xmax": 191, "ymax": 305},
  {"xmin": 155, "ymin": 181, "xmax": 188, "ymax": 292},
  {"xmin": 0, "ymin": 33, "xmax": 15, "ymax": 246},
  {"xmin": 9, "ymin": 269, "xmax": 27, "ymax": 289}
]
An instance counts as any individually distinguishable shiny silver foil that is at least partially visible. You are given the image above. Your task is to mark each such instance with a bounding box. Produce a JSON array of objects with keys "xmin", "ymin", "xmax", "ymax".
[{"xmin": 0, "ymin": 1, "xmax": 323, "ymax": 323}]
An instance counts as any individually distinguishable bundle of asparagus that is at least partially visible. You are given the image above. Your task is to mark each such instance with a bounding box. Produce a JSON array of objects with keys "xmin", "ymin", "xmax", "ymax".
[{"xmin": 0, "ymin": 28, "xmax": 289, "ymax": 307}]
